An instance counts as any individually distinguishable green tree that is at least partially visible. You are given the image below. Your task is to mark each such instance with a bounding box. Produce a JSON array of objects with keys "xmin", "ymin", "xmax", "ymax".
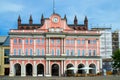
[{"xmin": 112, "ymin": 49, "xmax": 120, "ymax": 70}]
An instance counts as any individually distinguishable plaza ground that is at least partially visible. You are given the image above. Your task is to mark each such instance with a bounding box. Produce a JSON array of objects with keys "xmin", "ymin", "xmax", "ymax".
[{"xmin": 0, "ymin": 75, "xmax": 120, "ymax": 80}]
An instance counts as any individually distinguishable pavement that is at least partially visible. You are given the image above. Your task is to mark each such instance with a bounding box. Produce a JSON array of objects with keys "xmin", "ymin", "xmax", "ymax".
[{"xmin": 0, "ymin": 75, "xmax": 120, "ymax": 80}]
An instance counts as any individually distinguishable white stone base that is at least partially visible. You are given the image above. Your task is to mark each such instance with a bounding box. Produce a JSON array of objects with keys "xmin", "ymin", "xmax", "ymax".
[
  {"xmin": 45, "ymin": 74, "xmax": 51, "ymax": 77},
  {"xmin": 38, "ymin": 74, "xmax": 43, "ymax": 77}
]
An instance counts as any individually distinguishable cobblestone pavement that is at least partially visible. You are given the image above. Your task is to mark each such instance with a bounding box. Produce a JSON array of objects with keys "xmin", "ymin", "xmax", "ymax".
[{"xmin": 0, "ymin": 75, "xmax": 120, "ymax": 80}]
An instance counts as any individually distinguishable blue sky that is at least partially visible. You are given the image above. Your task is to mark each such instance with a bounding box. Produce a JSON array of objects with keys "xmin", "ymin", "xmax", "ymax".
[{"xmin": 0, "ymin": 0, "xmax": 120, "ymax": 35}]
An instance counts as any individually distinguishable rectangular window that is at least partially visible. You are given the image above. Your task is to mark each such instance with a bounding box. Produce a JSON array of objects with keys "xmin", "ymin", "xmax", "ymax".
[
  {"xmin": 30, "ymin": 39, "xmax": 33, "ymax": 44},
  {"xmin": 36, "ymin": 49, "xmax": 40, "ymax": 55},
  {"xmin": 66, "ymin": 40, "xmax": 69, "ymax": 44},
  {"xmin": 18, "ymin": 39, "xmax": 22, "ymax": 44},
  {"xmin": 57, "ymin": 49, "xmax": 60, "ymax": 56},
  {"xmin": 82, "ymin": 40, "xmax": 85, "ymax": 44},
  {"xmin": 4, "ymin": 49, "xmax": 9, "ymax": 56},
  {"xmin": 26, "ymin": 39, "xmax": 28, "ymax": 44},
  {"xmin": 77, "ymin": 40, "xmax": 80, "ymax": 44},
  {"xmin": 71, "ymin": 50, "xmax": 74, "ymax": 56},
  {"xmin": 4, "ymin": 58, "xmax": 9, "ymax": 64},
  {"xmin": 30, "ymin": 49, "xmax": 32, "ymax": 55},
  {"xmin": 18, "ymin": 49, "xmax": 21, "ymax": 55},
  {"xmin": 57, "ymin": 39, "xmax": 60, "ymax": 44},
  {"xmin": 71, "ymin": 40, "xmax": 74, "ymax": 44},
  {"xmin": 88, "ymin": 40, "xmax": 91, "ymax": 44},
  {"xmin": 14, "ymin": 39, "xmax": 17, "ymax": 44},
  {"xmin": 82, "ymin": 50, "xmax": 85, "ymax": 56},
  {"xmin": 78, "ymin": 50, "xmax": 80, "ymax": 56},
  {"xmin": 93, "ymin": 50, "xmax": 96, "ymax": 56},
  {"xmin": 42, "ymin": 39, "xmax": 44, "ymax": 44},
  {"xmin": 66, "ymin": 49, "xmax": 69, "ymax": 56},
  {"xmin": 52, "ymin": 49, "xmax": 54, "ymax": 56},
  {"xmin": 14, "ymin": 49, "xmax": 16, "ymax": 55},
  {"xmin": 51, "ymin": 39, "xmax": 54, "ymax": 44},
  {"xmin": 89, "ymin": 50, "xmax": 91, "ymax": 56},
  {"xmin": 26, "ymin": 49, "xmax": 28, "ymax": 55},
  {"xmin": 42, "ymin": 49, "xmax": 44, "ymax": 56},
  {"xmin": 93, "ymin": 40, "xmax": 96, "ymax": 44}
]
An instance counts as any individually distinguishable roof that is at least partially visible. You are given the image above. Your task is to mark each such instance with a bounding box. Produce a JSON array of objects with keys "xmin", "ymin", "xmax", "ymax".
[
  {"xmin": 0, "ymin": 36, "xmax": 7, "ymax": 45},
  {"xmin": 2, "ymin": 36, "xmax": 10, "ymax": 46}
]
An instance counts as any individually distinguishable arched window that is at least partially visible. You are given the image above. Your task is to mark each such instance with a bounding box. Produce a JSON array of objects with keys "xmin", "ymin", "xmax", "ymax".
[
  {"xmin": 42, "ymin": 49, "xmax": 44, "ymax": 56},
  {"xmin": 71, "ymin": 49, "xmax": 74, "ymax": 56},
  {"xmin": 57, "ymin": 49, "xmax": 60, "ymax": 56},
  {"xmin": 82, "ymin": 50, "xmax": 85, "ymax": 56},
  {"xmin": 14, "ymin": 39, "xmax": 17, "ymax": 44},
  {"xmin": 26, "ymin": 39, "xmax": 28, "ymax": 44},
  {"xmin": 30, "ymin": 39, "xmax": 33, "ymax": 44},
  {"xmin": 36, "ymin": 49, "xmax": 40, "ymax": 55},
  {"xmin": 66, "ymin": 49, "xmax": 69, "ymax": 56},
  {"xmin": 26, "ymin": 49, "xmax": 28, "ymax": 55},
  {"xmin": 93, "ymin": 50, "xmax": 96, "ymax": 56},
  {"xmin": 18, "ymin": 49, "xmax": 21, "ymax": 55},
  {"xmin": 89, "ymin": 50, "xmax": 91, "ymax": 56}
]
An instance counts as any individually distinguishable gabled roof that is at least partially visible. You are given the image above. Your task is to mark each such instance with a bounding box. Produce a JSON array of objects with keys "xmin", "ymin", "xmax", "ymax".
[{"xmin": 2, "ymin": 36, "xmax": 10, "ymax": 46}]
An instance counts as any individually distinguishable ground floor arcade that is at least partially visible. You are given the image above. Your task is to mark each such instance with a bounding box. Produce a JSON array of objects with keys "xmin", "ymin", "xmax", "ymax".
[{"xmin": 9, "ymin": 58, "xmax": 102, "ymax": 77}]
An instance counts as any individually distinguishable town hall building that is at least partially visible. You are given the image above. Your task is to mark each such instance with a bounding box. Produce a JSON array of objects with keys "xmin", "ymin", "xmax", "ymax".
[{"xmin": 9, "ymin": 13, "xmax": 102, "ymax": 77}]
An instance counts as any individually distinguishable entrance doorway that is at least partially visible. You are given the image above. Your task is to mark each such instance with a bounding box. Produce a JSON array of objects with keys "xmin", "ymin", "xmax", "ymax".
[
  {"xmin": 5, "ymin": 68, "xmax": 9, "ymax": 75},
  {"xmin": 37, "ymin": 64, "xmax": 44, "ymax": 76},
  {"xmin": 14, "ymin": 63, "xmax": 21, "ymax": 76},
  {"xmin": 26, "ymin": 64, "xmax": 33, "ymax": 76},
  {"xmin": 51, "ymin": 64, "xmax": 59, "ymax": 76}
]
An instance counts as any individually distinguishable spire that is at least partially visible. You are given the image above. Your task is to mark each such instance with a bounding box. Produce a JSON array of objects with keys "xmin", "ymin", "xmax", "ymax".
[
  {"xmin": 84, "ymin": 16, "xmax": 88, "ymax": 29},
  {"xmin": 41, "ymin": 14, "xmax": 44, "ymax": 25},
  {"xmin": 18, "ymin": 15, "xmax": 21, "ymax": 25},
  {"xmin": 29, "ymin": 15, "xmax": 33, "ymax": 24},
  {"xmin": 74, "ymin": 15, "xmax": 78, "ymax": 25},
  {"xmin": 64, "ymin": 14, "xmax": 67, "ymax": 23}
]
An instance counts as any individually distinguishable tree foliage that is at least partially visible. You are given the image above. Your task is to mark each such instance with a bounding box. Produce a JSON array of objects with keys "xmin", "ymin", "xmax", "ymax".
[{"xmin": 112, "ymin": 49, "xmax": 120, "ymax": 69}]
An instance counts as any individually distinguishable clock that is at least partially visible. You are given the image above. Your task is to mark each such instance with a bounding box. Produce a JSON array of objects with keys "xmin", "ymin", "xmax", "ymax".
[{"xmin": 52, "ymin": 17, "xmax": 58, "ymax": 23}]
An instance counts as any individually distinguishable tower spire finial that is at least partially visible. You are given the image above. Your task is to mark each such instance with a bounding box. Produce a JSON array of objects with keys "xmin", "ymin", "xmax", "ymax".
[{"xmin": 53, "ymin": 0, "xmax": 55, "ymax": 14}]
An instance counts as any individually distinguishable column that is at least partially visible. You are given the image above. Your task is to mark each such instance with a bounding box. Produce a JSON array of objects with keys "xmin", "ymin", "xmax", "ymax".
[
  {"xmin": 46, "ymin": 60, "xmax": 48, "ymax": 75},
  {"xmin": 21, "ymin": 61, "xmax": 26, "ymax": 77},
  {"xmin": 61, "ymin": 60, "xmax": 63, "ymax": 76},
  {"xmin": 64, "ymin": 38, "xmax": 65, "ymax": 54},
  {"xmin": 22, "ymin": 38, "xmax": 24, "ymax": 56},
  {"xmin": 100, "ymin": 59, "xmax": 102, "ymax": 71},
  {"xmin": 74, "ymin": 60, "xmax": 77, "ymax": 74},
  {"xmin": 63, "ymin": 60, "xmax": 66, "ymax": 76},
  {"xmin": 85, "ymin": 39, "xmax": 88, "ymax": 56},
  {"xmin": 34, "ymin": 39, "xmax": 36, "ymax": 56},
  {"xmin": 33, "ymin": 61, "xmax": 37, "ymax": 77},
  {"xmin": 97, "ymin": 60, "xmax": 100, "ymax": 73},
  {"xmin": 96, "ymin": 39, "xmax": 99, "ymax": 56},
  {"xmin": 46, "ymin": 38, "xmax": 48, "ymax": 54},
  {"xmin": 48, "ymin": 60, "xmax": 50, "ymax": 75},
  {"xmin": 9, "ymin": 61, "xmax": 14, "ymax": 76},
  {"xmin": 49, "ymin": 38, "xmax": 50, "ymax": 54},
  {"xmin": 86, "ymin": 60, "xmax": 89, "ymax": 74}
]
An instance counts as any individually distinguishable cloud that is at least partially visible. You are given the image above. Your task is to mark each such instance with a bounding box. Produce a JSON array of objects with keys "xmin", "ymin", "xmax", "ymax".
[{"xmin": 0, "ymin": 1, "xmax": 24, "ymax": 13}]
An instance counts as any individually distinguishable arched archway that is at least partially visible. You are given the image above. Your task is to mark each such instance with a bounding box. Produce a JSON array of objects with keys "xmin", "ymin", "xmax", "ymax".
[
  {"xmin": 89, "ymin": 64, "xmax": 96, "ymax": 74},
  {"xmin": 66, "ymin": 64, "xmax": 74, "ymax": 76},
  {"xmin": 78, "ymin": 64, "xmax": 85, "ymax": 74},
  {"xmin": 51, "ymin": 64, "xmax": 59, "ymax": 76},
  {"xmin": 14, "ymin": 63, "xmax": 21, "ymax": 76},
  {"xmin": 37, "ymin": 64, "xmax": 44, "ymax": 76},
  {"xmin": 26, "ymin": 64, "xmax": 33, "ymax": 76}
]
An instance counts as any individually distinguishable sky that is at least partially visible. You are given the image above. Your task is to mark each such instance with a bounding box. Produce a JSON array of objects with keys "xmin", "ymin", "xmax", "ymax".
[{"xmin": 0, "ymin": 0, "xmax": 120, "ymax": 35}]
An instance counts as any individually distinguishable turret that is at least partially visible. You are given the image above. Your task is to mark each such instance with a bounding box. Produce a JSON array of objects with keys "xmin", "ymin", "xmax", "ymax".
[
  {"xmin": 64, "ymin": 14, "xmax": 67, "ymax": 23},
  {"xmin": 18, "ymin": 15, "xmax": 21, "ymax": 25},
  {"xmin": 74, "ymin": 15, "xmax": 78, "ymax": 25}
]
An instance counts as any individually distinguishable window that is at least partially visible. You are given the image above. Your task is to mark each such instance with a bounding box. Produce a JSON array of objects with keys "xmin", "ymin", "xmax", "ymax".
[
  {"xmin": 51, "ymin": 39, "xmax": 54, "ymax": 44},
  {"xmin": 26, "ymin": 39, "xmax": 28, "ymax": 44},
  {"xmin": 82, "ymin": 50, "xmax": 85, "ymax": 56},
  {"xmin": 42, "ymin": 39, "xmax": 44, "ymax": 44},
  {"xmin": 82, "ymin": 40, "xmax": 85, "ymax": 44},
  {"xmin": 14, "ymin": 39, "xmax": 17, "ymax": 44},
  {"xmin": 93, "ymin": 50, "xmax": 96, "ymax": 56},
  {"xmin": 77, "ymin": 40, "xmax": 80, "ymax": 44},
  {"xmin": 4, "ymin": 49, "xmax": 9, "ymax": 56},
  {"xmin": 36, "ymin": 49, "xmax": 40, "ymax": 55},
  {"xmin": 4, "ymin": 58, "xmax": 9, "ymax": 64},
  {"xmin": 18, "ymin": 49, "xmax": 21, "ymax": 55},
  {"xmin": 30, "ymin": 39, "xmax": 33, "ymax": 44},
  {"xmin": 71, "ymin": 50, "xmax": 74, "ymax": 56},
  {"xmin": 78, "ymin": 49, "xmax": 80, "ymax": 56},
  {"xmin": 89, "ymin": 50, "xmax": 91, "ymax": 56},
  {"xmin": 14, "ymin": 49, "xmax": 16, "ymax": 55},
  {"xmin": 71, "ymin": 40, "xmax": 74, "ymax": 44},
  {"xmin": 42, "ymin": 49, "xmax": 44, "ymax": 56},
  {"xmin": 36, "ymin": 39, "xmax": 40, "ymax": 44},
  {"xmin": 18, "ymin": 39, "xmax": 22, "ymax": 44},
  {"xmin": 66, "ymin": 50, "xmax": 69, "ymax": 56},
  {"xmin": 52, "ymin": 49, "xmax": 54, "ymax": 56},
  {"xmin": 57, "ymin": 49, "xmax": 60, "ymax": 56},
  {"xmin": 30, "ymin": 49, "xmax": 32, "ymax": 55},
  {"xmin": 88, "ymin": 40, "xmax": 91, "ymax": 44},
  {"xmin": 66, "ymin": 40, "xmax": 69, "ymax": 44},
  {"xmin": 57, "ymin": 39, "xmax": 60, "ymax": 44},
  {"xmin": 25, "ymin": 49, "xmax": 28, "ymax": 55},
  {"xmin": 93, "ymin": 40, "xmax": 96, "ymax": 44}
]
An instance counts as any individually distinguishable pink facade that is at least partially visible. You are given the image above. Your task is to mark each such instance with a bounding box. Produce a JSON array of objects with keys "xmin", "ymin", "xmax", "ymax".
[{"xmin": 9, "ymin": 14, "xmax": 102, "ymax": 77}]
